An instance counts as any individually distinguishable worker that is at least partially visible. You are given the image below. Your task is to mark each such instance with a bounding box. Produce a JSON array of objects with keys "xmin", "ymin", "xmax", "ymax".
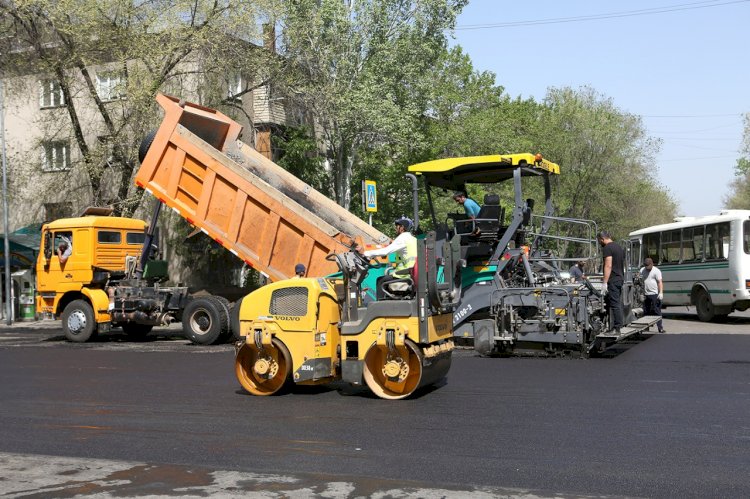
[
  {"xmin": 640, "ymin": 257, "xmax": 665, "ymax": 333},
  {"xmin": 361, "ymin": 216, "xmax": 417, "ymax": 299},
  {"xmin": 57, "ymin": 238, "xmax": 72, "ymax": 265},
  {"xmin": 569, "ymin": 260, "xmax": 586, "ymax": 282},
  {"xmin": 293, "ymin": 263, "xmax": 306, "ymax": 278},
  {"xmin": 597, "ymin": 230, "xmax": 625, "ymax": 334},
  {"xmin": 452, "ymin": 191, "xmax": 480, "ymax": 219}
]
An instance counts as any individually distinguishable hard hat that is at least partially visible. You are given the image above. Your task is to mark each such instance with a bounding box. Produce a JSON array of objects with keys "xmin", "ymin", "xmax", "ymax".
[{"xmin": 394, "ymin": 216, "xmax": 413, "ymax": 231}]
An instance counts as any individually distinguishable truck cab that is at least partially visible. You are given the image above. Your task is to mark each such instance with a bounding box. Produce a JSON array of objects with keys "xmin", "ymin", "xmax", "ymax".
[{"xmin": 37, "ymin": 214, "xmax": 148, "ymax": 331}]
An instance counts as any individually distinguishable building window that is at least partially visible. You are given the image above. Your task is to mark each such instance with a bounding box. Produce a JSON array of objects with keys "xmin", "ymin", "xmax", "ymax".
[
  {"xmin": 42, "ymin": 141, "xmax": 71, "ymax": 172},
  {"xmin": 227, "ymin": 73, "xmax": 244, "ymax": 100},
  {"xmin": 44, "ymin": 202, "xmax": 72, "ymax": 221},
  {"xmin": 40, "ymin": 79, "xmax": 65, "ymax": 108},
  {"xmin": 96, "ymin": 71, "xmax": 126, "ymax": 101}
]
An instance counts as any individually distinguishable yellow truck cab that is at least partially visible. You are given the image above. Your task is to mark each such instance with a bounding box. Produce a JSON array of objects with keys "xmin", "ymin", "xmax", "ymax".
[{"xmin": 37, "ymin": 212, "xmax": 149, "ymax": 340}]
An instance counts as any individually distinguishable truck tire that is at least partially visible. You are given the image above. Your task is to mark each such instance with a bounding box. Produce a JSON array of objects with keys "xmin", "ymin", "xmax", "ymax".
[
  {"xmin": 210, "ymin": 295, "xmax": 232, "ymax": 340},
  {"xmin": 62, "ymin": 299, "xmax": 96, "ymax": 343},
  {"xmin": 138, "ymin": 129, "xmax": 157, "ymax": 164},
  {"xmin": 229, "ymin": 300, "xmax": 242, "ymax": 341},
  {"xmin": 122, "ymin": 323, "xmax": 153, "ymax": 341},
  {"xmin": 182, "ymin": 297, "xmax": 224, "ymax": 345}
]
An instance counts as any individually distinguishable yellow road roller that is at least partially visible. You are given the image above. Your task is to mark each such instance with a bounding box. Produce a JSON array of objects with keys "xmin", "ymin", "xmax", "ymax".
[{"xmin": 234, "ymin": 232, "xmax": 462, "ymax": 399}]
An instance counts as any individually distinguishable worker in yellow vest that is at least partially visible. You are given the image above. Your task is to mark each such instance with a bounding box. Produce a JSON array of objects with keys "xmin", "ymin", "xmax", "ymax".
[{"xmin": 362, "ymin": 216, "xmax": 417, "ymax": 299}]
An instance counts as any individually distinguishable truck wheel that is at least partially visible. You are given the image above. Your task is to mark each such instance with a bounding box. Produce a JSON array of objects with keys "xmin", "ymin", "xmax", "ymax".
[
  {"xmin": 210, "ymin": 295, "xmax": 232, "ymax": 340},
  {"xmin": 229, "ymin": 300, "xmax": 242, "ymax": 341},
  {"xmin": 695, "ymin": 288, "xmax": 715, "ymax": 322},
  {"xmin": 62, "ymin": 299, "xmax": 96, "ymax": 343},
  {"xmin": 122, "ymin": 323, "xmax": 153, "ymax": 341},
  {"xmin": 182, "ymin": 297, "xmax": 224, "ymax": 345},
  {"xmin": 138, "ymin": 129, "xmax": 157, "ymax": 163}
]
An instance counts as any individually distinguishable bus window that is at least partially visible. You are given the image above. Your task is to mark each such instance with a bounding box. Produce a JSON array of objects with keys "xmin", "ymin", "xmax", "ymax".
[
  {"xmin": 744, "ymin": 220, "xmax": 750, "ymax": 254},
  {"xmin": 643, "ymin": 232, "xmax": 660, "ymax": 263},
  {"xmin": 706, "ymin": 224, "xmax": 719, "ymax": 259},
  {"xmin": 719, "ymin": 222, "xmax": 730, "ymax": 258},
  {"xmin": 706, "ymin": 222, "xmax": 730, "ymax": 260},
  {"xmin": 681, "ymin": 228, "xmax": 695, "ymax": 261},
  {"xmin": 662, "ymin": 230, "xmax": 681, "ymax": 263},
  {"xmin": 693, "ymin": 225, "xmax": 705, "ymax": 261}
]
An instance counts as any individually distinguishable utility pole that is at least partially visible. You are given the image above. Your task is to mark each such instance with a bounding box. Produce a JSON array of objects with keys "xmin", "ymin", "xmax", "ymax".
[{"xmin": 1, "ymin": 77, "xmax": 12, "ymax": 325}]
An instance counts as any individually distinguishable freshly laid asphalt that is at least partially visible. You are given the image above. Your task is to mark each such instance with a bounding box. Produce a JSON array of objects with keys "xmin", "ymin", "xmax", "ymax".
[{"xmin": 0, "ymin": 310, "xmax": 749, "ymax": 498}]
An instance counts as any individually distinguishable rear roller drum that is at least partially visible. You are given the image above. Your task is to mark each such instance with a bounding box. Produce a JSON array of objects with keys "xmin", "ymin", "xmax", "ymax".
[
  {"xmin": 363, "ymin": 339, "xmax": 451, "ymax": 400},
  {"xmin": 235, "ymin": 338, "xmax": 292, "ymax": 396}
]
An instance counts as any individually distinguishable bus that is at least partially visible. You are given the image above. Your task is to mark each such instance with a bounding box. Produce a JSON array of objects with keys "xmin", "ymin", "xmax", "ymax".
[{"xmin": 628, "ymin": 210, "xmax": 750, "ymax": 321}]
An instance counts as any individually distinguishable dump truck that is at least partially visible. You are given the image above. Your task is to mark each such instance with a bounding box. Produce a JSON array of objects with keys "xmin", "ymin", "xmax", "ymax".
[
  {"xmin": 407, "ymin": 154, "xmax": 655, "ymax": 356},
  {"xmin": 37, "ymin": 94, "xmax": 390, "ymax": 344}
]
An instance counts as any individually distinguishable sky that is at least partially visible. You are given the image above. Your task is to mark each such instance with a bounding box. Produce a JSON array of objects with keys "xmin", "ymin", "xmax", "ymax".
[{"xmin": 451, "ymin": 0, "xmax": 750, "ymax": 217}]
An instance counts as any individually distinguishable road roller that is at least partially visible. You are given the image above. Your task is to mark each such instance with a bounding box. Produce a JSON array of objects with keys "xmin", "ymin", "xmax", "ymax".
[{"xmin": 234, "ymin": 232, "xmax": 462, "ymax": 399}]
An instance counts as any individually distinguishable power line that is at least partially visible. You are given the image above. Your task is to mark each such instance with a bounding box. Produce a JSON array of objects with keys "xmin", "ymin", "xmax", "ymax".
[
  {"xmin": 455, "ymin": 0, "xmax": 750, "ymax": 30},
  {"xmin": 642, "ymin": 113, "xmax": 743, "ymax": 118},
  {"xmin": 650, "ymin": 122, "xmax": 744, "ymax": 133}
]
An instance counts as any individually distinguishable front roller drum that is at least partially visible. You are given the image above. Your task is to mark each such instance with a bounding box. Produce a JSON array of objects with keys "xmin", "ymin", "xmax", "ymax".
[
  {"xmin": 235, "ymin": 338, "xmax": 292, "ymax": 396},
  {"xmin": 363, "ymin": 339, "xmax": 451, "ymax": 400}
]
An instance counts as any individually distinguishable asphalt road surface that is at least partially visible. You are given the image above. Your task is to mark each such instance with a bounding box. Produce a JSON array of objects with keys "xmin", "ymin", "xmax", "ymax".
[{"xmin": 1, "ymin": 309, "xmax": 749, "ymax": 498}]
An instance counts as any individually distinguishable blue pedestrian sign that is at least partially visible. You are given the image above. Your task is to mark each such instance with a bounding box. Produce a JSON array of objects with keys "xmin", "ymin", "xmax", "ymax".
[{"xmin": 364, "ymin": 180, "xmax": 377, "ymax": 212}]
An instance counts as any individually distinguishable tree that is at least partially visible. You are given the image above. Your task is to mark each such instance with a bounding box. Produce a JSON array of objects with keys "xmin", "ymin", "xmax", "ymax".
[
  {"xmin": 533, "ymin": 86, "xmax": 677, "ymax": 239},
  {"xmin": 0, "ymin": 0, "xmax": 277, "ymax": 216},
  {"xmin": 278, "ymin": 0, "xmax": 467, "ymax": 209},
  {"xmin": 725, "ymin": 112, "xmax": 750, "ymax": 208}
]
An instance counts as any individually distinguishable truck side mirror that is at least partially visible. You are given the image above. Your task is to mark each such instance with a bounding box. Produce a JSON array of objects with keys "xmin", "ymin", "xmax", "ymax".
[{"xmin": 44, "ymin": 232, "xmax": 53, "ymax": 260}]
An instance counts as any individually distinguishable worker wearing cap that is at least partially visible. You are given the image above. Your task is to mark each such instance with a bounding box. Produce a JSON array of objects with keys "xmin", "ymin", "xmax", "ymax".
[
  {"xmin": 362, "ymin": 217, "xmax": 417, "ymax": 299},
  {"xmin": 363, "ymin": 216, "xmax": 417, "ymax": 275}
]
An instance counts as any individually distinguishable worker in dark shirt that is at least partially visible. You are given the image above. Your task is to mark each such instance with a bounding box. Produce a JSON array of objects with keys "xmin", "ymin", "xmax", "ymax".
[
  {"xmin": 597, "ymin": 230, "xmax": 625, "ymax": 333},
  {"xmin": 569, "ymin": 260, "xmax": 585, "ymax": 282}
]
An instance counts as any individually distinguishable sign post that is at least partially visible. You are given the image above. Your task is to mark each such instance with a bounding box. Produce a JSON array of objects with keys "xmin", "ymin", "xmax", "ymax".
[{"xmin": 362, "ymin": 180, "xmax": 377, "ymax": 226}]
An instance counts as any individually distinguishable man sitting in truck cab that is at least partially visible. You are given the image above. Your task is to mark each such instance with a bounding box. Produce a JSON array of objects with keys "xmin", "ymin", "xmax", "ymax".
[
  {"xmin": 56, "ymin": 234, "xmax": 72, "ymax": 265},
  {"xmin": 361, "ymin": 216, "xmax": 417, "ymax": 299}
]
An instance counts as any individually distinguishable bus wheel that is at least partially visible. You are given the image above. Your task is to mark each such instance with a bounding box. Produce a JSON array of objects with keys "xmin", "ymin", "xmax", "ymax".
[{"xmin": 695, "ymin": 288, "xmax": 715, "ymax": 322}]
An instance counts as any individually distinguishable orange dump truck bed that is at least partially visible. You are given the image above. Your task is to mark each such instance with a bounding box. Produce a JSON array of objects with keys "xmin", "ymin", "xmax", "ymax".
[{"xmin": 135, "ymin": 94, "xmax": 388, "ymax": 281}]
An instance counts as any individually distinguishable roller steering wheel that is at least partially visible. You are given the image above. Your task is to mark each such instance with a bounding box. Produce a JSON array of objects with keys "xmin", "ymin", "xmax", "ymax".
[{"xmin": 353, "ymin": 250, "xmax": 383, "ymax": 269}]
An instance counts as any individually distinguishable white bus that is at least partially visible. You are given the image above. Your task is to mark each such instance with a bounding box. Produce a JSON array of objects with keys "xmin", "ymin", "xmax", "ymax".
[{"xmin": 629, "ymin": 210, "xmax": 750, "ymax": 321}]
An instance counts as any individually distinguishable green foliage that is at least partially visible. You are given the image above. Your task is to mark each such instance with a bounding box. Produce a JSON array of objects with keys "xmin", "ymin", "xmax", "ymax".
[
  {"xmin": 279, "ymin": 0, "xmax": 467, "ymax": 208},
  {"xmin": 272, "ymin": 126, "xmax": 330, "ymax": 194},
  {"xmin": 725, "ymin": 112, "xmax": 750, "ymax": 209},
  {"xmin": 532, "ymin": 86, "xmax": 676, "ymax": 239}
]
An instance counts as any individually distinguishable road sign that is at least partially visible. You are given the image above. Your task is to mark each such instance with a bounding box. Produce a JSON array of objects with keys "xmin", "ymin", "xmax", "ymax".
[{"xmin": 364, "ymin": 180, "xmax": 377, "ymax": 213}]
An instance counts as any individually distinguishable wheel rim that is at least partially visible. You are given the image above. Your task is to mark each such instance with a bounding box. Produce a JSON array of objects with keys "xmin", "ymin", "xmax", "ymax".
[
  {"xmin": 363, "ymin": 340, "xmax": 423, "ymax": 400},
  {"xmin": 67, "ymin": 310, "xmax": 87, "ymax": 335},
  {"xmin": 189, "ymin": 308, "xmax": 212, "ymax": 336},
  {"xmin": 235, "ymin": 339, "xmax": 291, "ymax": 396}
]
